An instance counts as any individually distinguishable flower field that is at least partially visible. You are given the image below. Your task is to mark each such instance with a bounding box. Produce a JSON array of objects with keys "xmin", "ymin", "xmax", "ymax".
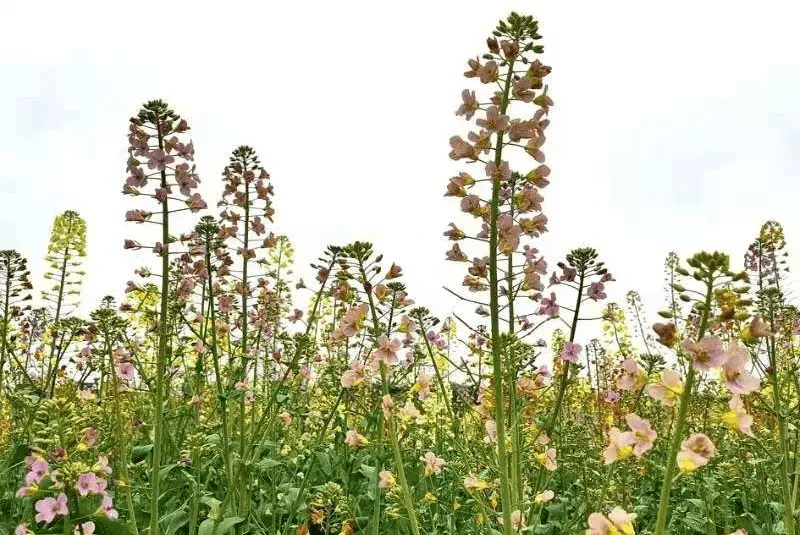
[{"xmin": 3, "ymin": 10, "xmax": 800, "ymax": 535}]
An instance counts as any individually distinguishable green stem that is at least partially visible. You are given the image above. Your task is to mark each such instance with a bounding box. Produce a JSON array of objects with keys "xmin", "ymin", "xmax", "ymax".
[
  {"xmin": 652, "ymin": 282, "xmax": 713, "ymax": 535},
  {"xmin": 149, "ymin": 122, "xmax": 170, "ymax": 535},
  {"xmin": 488, "ymin": 55, "xmax": 517, "ymax": 535}
]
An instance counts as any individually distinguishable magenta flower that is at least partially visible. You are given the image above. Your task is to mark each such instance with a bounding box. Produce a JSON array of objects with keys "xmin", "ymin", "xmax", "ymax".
[
  {"xmin": 560, "ymin": 342, "xmax": 582, "ymax": 363},
  {"xmin": 538, "ymin": 292, "xmax": 558, "ymax": 317},
  {"xmin": 76, "ymin": 472, "xmax": 106, "ymax": 496},
  {"xmin": 25, "ymin": 459, "xmax": 49, "ymax": 485},
  {"xmin": 34, "ymin": 493, "xmax": 68, "ymax": 524},
  {"xmin": 588, "ymin": 282, "xmax": 606, "ymax": 300},
  {"xmin": 146, "ymin": 149, "xmax": 174, "ymax": 170},
  {"xmin": 116, "ymin": 361, "xmax": 134, "ymax": 381}
]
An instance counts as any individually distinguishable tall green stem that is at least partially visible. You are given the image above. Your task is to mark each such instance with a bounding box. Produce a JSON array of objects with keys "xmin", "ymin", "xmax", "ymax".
[
  {"xmin": 149, "ymin": 123, "xmax": 170, "ymax": 535},
  {"xmin": 652, "ymin": 282, "xmax": 712, "ymax": 535},
  {"xmin": 488, "ymin": 56, "xmax": 516, "ymax": 535}
]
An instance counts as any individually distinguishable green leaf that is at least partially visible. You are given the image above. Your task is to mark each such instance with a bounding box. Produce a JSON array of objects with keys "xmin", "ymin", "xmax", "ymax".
[{"xmin": 198, "ymin": 516, "xmax": 245, "ymax": 535}]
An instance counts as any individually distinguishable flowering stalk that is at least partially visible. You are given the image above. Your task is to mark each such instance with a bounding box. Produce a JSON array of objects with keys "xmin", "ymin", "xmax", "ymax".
[
  {"xmin": 42, "ymin": 210, "xmax": 87, "ymax": 397},
  {"xmin": 652, "ymin": 252, "xmax": 736, "ymax": 535},
  {"xmin": 0, "ymin": 250, "xmax": 32, "ymax": 389},
  {"xmin": 123, "ymin": 100, "xmax": 206, "ymax": 535},
  {"xmin": 354, "ymin": 246, "xmax": 420, "ymax": 535}
]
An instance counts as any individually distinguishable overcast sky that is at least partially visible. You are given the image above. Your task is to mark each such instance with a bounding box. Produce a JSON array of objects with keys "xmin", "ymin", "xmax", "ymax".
[{"xmin": 2, "ymin": 0, "xmax": 799, "ymax": 349}]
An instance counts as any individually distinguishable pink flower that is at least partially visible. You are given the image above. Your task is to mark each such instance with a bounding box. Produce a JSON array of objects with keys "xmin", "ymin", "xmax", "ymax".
[
  {"xmin": 96, "ymin": 495, "xmax": 119, "ymax": 519},
  {"xmin": 400, "ymin": 401, "xmax": 421, "ymax": 420},
  {"xmin": 449, "ymin": 136, "xmax": 477, "ymax": 160},
  {"xmin": 81, "ymin": 427, "xmax": 99, "ymax": 448},
  {"xmin": 34, "ymin": 493, "xmax": 69, "ymax": 524},
  {"xmin": 588, "ymin": 282, "xmax": 606, "ymax": 301},
  {"xmin": 722, "ymin": 395, "xmax": 754, "ymax": 436},
  {"xmin": 125, "ymin": 209, "xmax": 151, "ymax": 222},
  {"xmin": 625, "ymin": 413, "xmax": 656, "ymax": 456},
  {"xmin": 538, "ymin": 292, "xmax": 559, "ymax": 317},
  {"xmin": 560, "ymin": 342, "xmax": 582, "ymax": 363},
  {"xmin": 603, "ymin": 427, "xmax": 635, "ymax": 464},
  {"xmin": 682, "ymin": 336, "xmax": 727, "ymax": 372},
  {"xmin": 646, "ymin": 370, "xmax": 683, "ymax": 406},
  {"xmin": 617, "ymin": 359, "xmax": 647, "ymax": 391},
  {"xmin": 476, "ymin": 105, "xmax": 509, "ymax": 132},
  {"xmin": 381, "ymin": 394, "xmax": 394, "ymax": 418},
  {"xmin": 477, "ymin": 60, "xmax": 498, "ymax": 83},
  {"xmin": 186, "ymin": 193, "xmax": 207, "ymax": 212},
  {"xmin": 421, "ymin": 452, "xmax": 446, "ymax": 476},
  {"xmin": 484, "ymin": 420, "xmax": 498, "ymax": 443},
  {"xmin": 497, "ymin": 215, "xmax": 521, "ymax": 254},
  {"xmin": 15, "ymin": 524, "xmax": 33, "ymax": 535},
  {"xmin": 677, "ymin": 433, "xmax": 716, "ymax": 474},
  {"xmin": 485, "ymin": 160, "xmax": 511, "ymax": 182},
  {"xmin": 378, "ymin": 470, "xmax": 396, "ymax": 489},
  {"xmin": 341, "ymin": 361, "xmax": 367, "ymax": 388},
  {"xmin": 749, "ymin": 315, "xmax": 771, "ymax": 338},
  {"xmin": 95, "ymin": 455, "xmax": 113, "ymax": 475},
  {"xmin": 146, "ymin": 149, "xmax": 174, "ymax": 170},
  {"xmin": 345, "ymin": 429, "xmax": 368, "ymax": 448},
  {"xmin": 587, "ymin": 508, "xmax": 635, "ymax": 535},
  {"xmin": 455, "ymin": 89, "xmax": 479, "ymax": 119},
  {"xmin": 25, "ymin": 459, "xmax": 49, "ymax": 485},
  {"xmin": 414, "ymin": 373, "xmax": 432, "ymax": 400},
  {"xmin": 76, "ymin": 472, "xmax": 106, "ymax": 496},
  {"xmin": 721, "ymin": 343, "xmax": 760, "ymax": 394},
  {"xmin": 116, "ymin": 361, "xmax": 134, "ymax": 381},
  {"xmin": 74, "ymin": 521, "xmax": 95, "ymax": 535},
  {"xmin": 370, "ymin": 335, "xmax": 402, "ymax": 367}
]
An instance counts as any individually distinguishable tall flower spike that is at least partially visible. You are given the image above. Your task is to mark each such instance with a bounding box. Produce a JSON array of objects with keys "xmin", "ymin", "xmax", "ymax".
[
  {"xmin": 123, "ymin": 100, "xmax": 204, "ymax": 535},
  {"xmin": 0, "ymin": 250, "xmax": 33, "ymax": 388}
]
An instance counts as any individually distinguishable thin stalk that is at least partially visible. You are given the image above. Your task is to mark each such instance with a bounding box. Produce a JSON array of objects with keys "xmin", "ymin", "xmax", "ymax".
[
  {"xmin": 149, "ymin": 122, "xmax": 170, "ymax": 535},
  {"xmin": 652, "ymin": 282, "xmax": 713, "ymax": 535},
  {"xmin": 488, "ymin": 56, "xmax": 516, "ymax": 535}
]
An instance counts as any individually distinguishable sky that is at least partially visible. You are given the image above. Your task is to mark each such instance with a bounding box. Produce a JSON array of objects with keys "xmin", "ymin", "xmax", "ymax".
[{"xmin": 1, "ymin": 0, "xmax": 799, "ymax": 352}]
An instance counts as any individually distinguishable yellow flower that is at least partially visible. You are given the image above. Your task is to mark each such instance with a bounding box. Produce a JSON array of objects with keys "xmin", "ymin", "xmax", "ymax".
[
  {"xmin": 424, "ymin": 492, "xmax": 437, "ymax": 503},
  {"xmin": 678, "ymin": 457, "xmax": 698, "ymax": 474}
]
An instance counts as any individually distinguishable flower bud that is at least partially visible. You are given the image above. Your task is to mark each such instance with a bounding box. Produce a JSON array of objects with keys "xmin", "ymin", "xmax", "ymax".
[{"xmin": 487, "ymin": 37, "xmax": 500, "ymax": 54}]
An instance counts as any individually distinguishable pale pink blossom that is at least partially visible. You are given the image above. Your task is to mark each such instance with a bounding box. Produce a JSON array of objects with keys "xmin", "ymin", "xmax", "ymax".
[
  {"xmin": 721, "ymin": 343, "xmax": 760, "ymax": 394},
  {"xmin": 560, "ymin": 342, "xmax": 582, "ymax": 363},
  {"xmin": 617, "ymin": 359, "xmax": 647, "ymax": 391},
  {"xmin": 341, "ymin": 361, "xmax": 367, "ymax": 388},
  {"xmin": 345, "ymin": 429, "xmax": 368, "ymax": 448},
  {"xmin": 626, "ymin": 413, "xmax": 656, "ymax": 456},
  {"xmin": 34, "ymin": 493, "xmax": 69, "ymax": 524},
  {"xmin": 683, "ymin": 336, "xmax": 727, "ymax": 372},
  {"xmin": 603, "ymin": 427, "xmax": 635, "ymax": 464},
  {"xmin": 588, "ymin": 282, "xmax": 607, "ymax": 301},
  {"xmin": 586, "ymin": 508, "xmax": 635, "ymax": 535},
  {"xmin": 421, "ymin": 451, "xmax": 446, "ymax": 476},
  {"xmin": 677, "ymin": 433, "xmax": 716, "ymax": 474},
  {"xmin": 96, "ymin": 495, "xmax": 119, "ymax": 519},
  {"xmin": 455, "ymin": 89, "xmax": 479, "ymax": 119},
  {"xmin": 646, "ymin": 370, "xmax": 683, "ymax": 406},
  {"xmin": 74, "ymin": 521, "xmax": 96, "ymax": 535},
  {"xmin": 722, "ymin": 395, "xmax": 754, "ymax": 436},
  {"xmin": 378, "ymin": 470, "xmax": 396, "ymax": 489},
  {"xmin": 371, "ymin": 335, "xmax": 402, "ymax": 367}
]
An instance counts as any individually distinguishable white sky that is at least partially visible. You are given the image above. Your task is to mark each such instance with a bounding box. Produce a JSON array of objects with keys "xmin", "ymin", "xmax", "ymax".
[{"xmin": 2, "ymin": 0, "xmax": 799, "ymax": 349}]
